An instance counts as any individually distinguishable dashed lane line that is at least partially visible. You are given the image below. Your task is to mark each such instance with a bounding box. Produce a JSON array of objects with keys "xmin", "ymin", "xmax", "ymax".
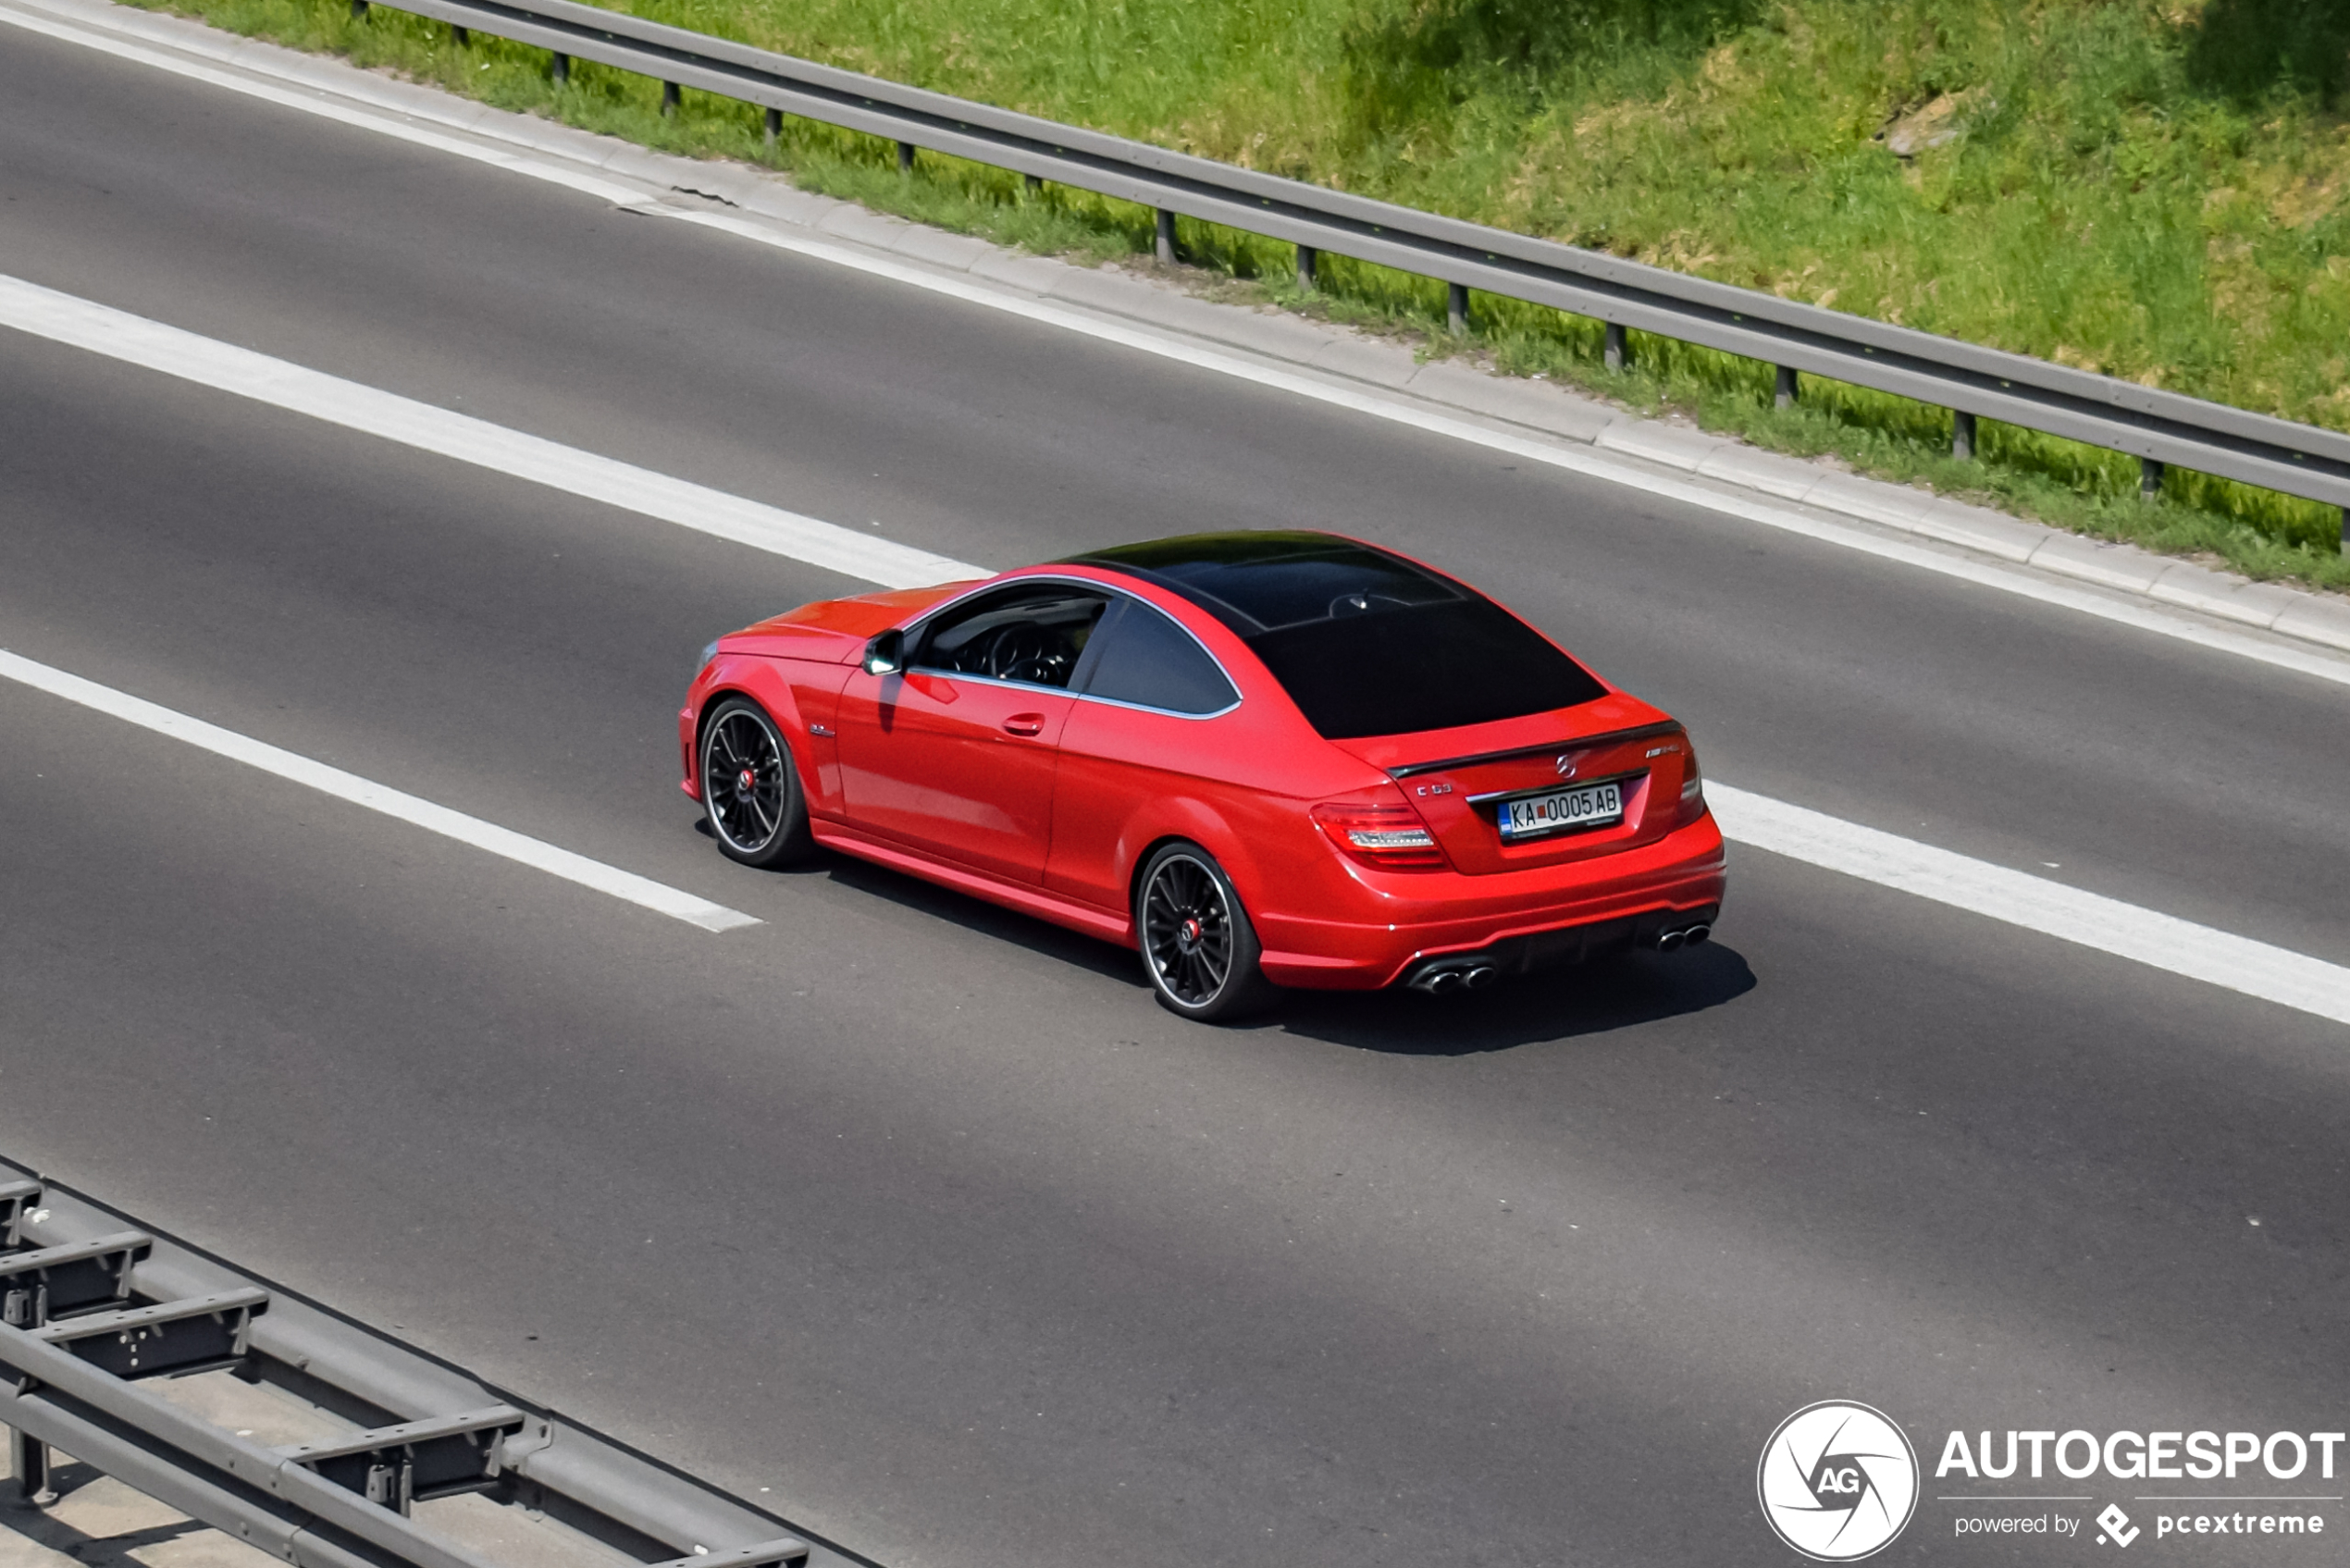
[
  {"xmin": 0, "ymin": 648, "xmax": 760, "ymax": 933},
  {"xmin": 0, "ymin": 273, "xmax": 979, "ymax": 591},
  {"xmin": 3, "ymin": 278, "xmax": 2344, "ymax": 1026},
  {"xmin": 1708, "ymin": 784, "xmax": 2350, "ymax": 1029},
  {"xmin": 6, "ymin": 0, "xmax": 2347, "ymax": 692}
]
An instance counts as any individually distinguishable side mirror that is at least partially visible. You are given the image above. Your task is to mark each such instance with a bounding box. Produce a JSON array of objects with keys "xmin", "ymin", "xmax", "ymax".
[{"xmin": 862, "ymin": 629, "xmax": 905, "ymax": 676}]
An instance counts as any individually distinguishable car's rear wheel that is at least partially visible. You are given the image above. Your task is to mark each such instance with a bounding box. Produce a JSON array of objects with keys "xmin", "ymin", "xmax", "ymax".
[
  {"xmin": 1135, "ymin": 843, "xmax": 1276, "ymax": 1021},
  {"xmin": 700, "ymin": 697, "xmax": 812, "ymax": 868}
]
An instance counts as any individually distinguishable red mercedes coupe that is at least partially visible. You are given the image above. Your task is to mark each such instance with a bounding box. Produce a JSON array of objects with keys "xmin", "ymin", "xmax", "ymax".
[{"xmin": 681, "ymin": 532, "xmax": 1725, "ymax": 1019}]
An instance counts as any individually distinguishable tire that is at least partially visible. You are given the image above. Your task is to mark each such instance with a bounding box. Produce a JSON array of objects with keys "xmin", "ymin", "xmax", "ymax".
[
  {"xmin": 1134, "ymin": 842, "xmax": 1278, "ymax": 1022},
  {"xmin": 699, "ymin": 697, "xmax": 814, "ymax": 868}
]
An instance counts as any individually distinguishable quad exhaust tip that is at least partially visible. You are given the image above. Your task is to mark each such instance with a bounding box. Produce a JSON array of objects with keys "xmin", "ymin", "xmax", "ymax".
[
  {"xmin": 1653, "ymin": 922, "xmax": 1712, "ymax": 953},
  {"xmin": 1409, "ymin": 963, "xmax": 1500, "ymax": 995},
  {"xmin": 1409, "ymin": 921, "xmax": 1712, "ymax": 991}
]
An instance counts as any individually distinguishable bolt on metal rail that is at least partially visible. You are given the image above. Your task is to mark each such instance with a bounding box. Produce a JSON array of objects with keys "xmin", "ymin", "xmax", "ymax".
[
  {"xmin": 1, "ymin": 1161, "xmax": 845, "ymax": 1568},
  {"xmin": 352, "ymin": 0, "xmax": 2350, "ymax": 549}
]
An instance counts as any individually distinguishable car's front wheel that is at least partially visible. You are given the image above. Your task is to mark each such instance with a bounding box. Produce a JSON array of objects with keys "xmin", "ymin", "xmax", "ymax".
[
  {"xmin": 1135, "ymin": 843, "xmax": 1277, "ymax": 1021},
  {"xmin": 700, "ymin": 697, "xmax": 813, "ymax": 868}
]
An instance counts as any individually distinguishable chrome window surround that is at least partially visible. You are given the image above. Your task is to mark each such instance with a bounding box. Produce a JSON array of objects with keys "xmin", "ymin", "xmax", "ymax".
[{"xmin": 893, "ymin": 574, "xmax": 1244, "ymax": 722}]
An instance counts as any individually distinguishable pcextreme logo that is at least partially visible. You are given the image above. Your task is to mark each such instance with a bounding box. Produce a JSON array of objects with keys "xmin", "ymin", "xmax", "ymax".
[{"xmin": 1758, "ymin": 1401, "xmax": 1922, "ymax": 1562}]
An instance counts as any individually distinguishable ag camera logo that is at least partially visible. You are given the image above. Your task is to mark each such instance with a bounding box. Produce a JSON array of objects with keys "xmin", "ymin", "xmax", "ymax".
[{"xmin": 1758, "ymin": 1401, "xmax": 1920, "ymax": 1561}]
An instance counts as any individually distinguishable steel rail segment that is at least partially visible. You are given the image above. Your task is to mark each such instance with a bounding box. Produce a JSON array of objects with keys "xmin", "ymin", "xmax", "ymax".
[
  {"xmin": 340, "ymin": 0, "xmax": 2350, "ymax": 542},
  {"xmin": 0, "ymin": 1162, "xmax": 822, "ymax": 1568}
]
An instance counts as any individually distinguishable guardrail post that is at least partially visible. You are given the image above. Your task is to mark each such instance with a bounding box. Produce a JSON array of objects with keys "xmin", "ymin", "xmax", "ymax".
[
  {"xmin": 2140, "ymin": 457, "xmax": 2164, "ymax": 500},
  {"xmin": 662, "ymin": 81, "xmax": 681, "ymax": 117},
  {"xmin": 238, "ymin": 0, "xmax": 2350, "ymax": 534},
  {"xmin": 451, "ymin": 23, "xmax": 468, "ymax": 45},
  {"xmin": 7, "ymin": 1425, "xmax": 52, "ymax": 1504},
  {"xmin": 2340, "ymin": 506, "xmax": 2347, "ymax": 554},
  {"xmin": 1023, "ymin": 173, "xmax": 1044, "ymax": 196},
  {"xmin": 763, "ymin": 107, "xmax": 781, "ymax": 143}
]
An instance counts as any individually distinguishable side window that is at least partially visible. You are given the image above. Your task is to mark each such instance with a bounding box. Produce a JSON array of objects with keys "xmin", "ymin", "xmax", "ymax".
[
  {"xmin": 913, "ymin": 586, "xmax": 1107, "ymax": 690},
  {"xmin": 1080, "ymin": 599, "xmax": 1241, "ymax": 715}
]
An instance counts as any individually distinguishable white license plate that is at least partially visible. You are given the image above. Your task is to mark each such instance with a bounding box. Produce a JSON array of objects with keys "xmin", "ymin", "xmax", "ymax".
[{"xmin": 1498, "ymin": 780, "xmax": 1624, "ymax": 842}]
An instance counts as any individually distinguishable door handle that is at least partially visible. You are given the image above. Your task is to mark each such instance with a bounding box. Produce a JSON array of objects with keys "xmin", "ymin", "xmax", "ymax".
[{"xmin": 1002, "ymin": 712, "xmax": 1047, "ymax": 737}]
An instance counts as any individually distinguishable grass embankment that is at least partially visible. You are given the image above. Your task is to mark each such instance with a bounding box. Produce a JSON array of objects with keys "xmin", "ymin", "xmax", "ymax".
[{"xmin": 134, "ymin": 0, "xmax": 2350, "ymax": 587}]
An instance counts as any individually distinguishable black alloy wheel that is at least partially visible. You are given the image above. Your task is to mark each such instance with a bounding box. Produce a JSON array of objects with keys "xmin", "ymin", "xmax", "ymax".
[
  {"xmin": 1135, "ymin": 843, "xmax": 1276, "ymax": 1021},
  {"xmin": 700, "ymin": 697, "xmax": 812, "ymax": 868}
]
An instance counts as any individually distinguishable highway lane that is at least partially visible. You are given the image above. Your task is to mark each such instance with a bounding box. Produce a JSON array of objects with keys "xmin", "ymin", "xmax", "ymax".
[
  {"xmin": 8, "ymin": 620, "xmax": 2350, "ymax": 1568},
  {"xmin": 2, "ymin": 17, "xmax": 2349, "ymax": 1568},
  {"xmin": 4, "ymin": 24, "xmax": 2348, "ymax": 962}
]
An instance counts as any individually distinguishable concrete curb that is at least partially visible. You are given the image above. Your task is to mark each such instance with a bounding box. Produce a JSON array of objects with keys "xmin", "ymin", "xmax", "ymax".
[{"xmin": 19, "ymin": 0, "xmax": 2350, "ymax": 661}]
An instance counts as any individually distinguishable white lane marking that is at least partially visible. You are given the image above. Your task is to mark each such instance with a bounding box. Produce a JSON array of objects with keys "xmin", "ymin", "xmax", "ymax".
[
  {"xmin": 1708, "ymin": 784, "xmax": 2350, "ymax": 1028},
  {"xmin": 10, "ymin": 0, "xmax": 2335, "ymax": 690},
  {"xmin": 6, "ymin": 286, "xmax": 2343, "ymax": 1029},
  {"xmin": 0, "ymin": 0, "xmax": 649, "ymax": 204},
  {"xmin": 0, "ymin": 648, "xmax": 760, "ymax": 933},
  {"xmin": 659, "ymin": 205, "xmax": 2350, "ymax": 695},
  {"xmin": 0, "ymin": 22, "xmax": 2336, "ymax": 1025},
  {"xmin": 0, "ymin": 274, "xmax": 981, "ymax": 591}
]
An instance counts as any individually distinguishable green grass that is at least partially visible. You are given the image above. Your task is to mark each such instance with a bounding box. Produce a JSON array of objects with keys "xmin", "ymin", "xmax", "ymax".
[{"xmin": 129, "ymin": 0, "xmax": 2350, "ymax": 588}]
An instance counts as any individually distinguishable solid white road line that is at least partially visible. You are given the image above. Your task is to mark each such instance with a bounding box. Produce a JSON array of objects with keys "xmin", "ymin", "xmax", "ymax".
[
  {"xmin": 0, "ymin": 274, "xmax": 981, "ymax": 591},
  {"xmin": 0, "ymin": 649, "xmax": 760, "ymax": 933},
  {"xmin": 4, "ymin": 281, "xmax": 2343, "ymax": 1029},
  {"xmin": 1708, "ymin": 784, "xmax": 2350, "ymax": 1028},
  {"xmin": 0, "ymin": 0, "xmax": 653, "ymax": 205},
  {"xmin": 657, "ymin": 205, "xmax": 2350, "ymax": 695},
  {"xmin": 8, "ymin": 0, "xmax": 2344, "ymax": 692}
]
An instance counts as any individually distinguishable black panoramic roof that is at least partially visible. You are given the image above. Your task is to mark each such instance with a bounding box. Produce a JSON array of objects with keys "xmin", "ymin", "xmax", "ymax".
[
  {"xmin": 1064, "ymin": 531, "xmax": 1461, "ymax": 635},
  {"xmin": 1068, "ymin": 532, "xmax": 1608, "ymax": 740}
]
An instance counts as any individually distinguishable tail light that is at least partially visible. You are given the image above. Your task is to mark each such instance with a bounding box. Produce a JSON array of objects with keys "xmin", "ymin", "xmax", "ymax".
[
  {"xmin": 1311, "ymin": 801, "xmax": 1448, "ymax": 870},
  {"xmin": 1678, "ymin": 741, "xmax": 1706, "ymax": 823}
]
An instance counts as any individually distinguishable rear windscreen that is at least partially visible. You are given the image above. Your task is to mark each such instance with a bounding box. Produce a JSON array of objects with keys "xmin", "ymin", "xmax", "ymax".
[
  {"xmin": 1070, "ymin": 533, "xmax": 1606, "ymax": 739},
  {"xmin": 1248, "ymin": 599, "xmax": 1605, "ymax": 739}
]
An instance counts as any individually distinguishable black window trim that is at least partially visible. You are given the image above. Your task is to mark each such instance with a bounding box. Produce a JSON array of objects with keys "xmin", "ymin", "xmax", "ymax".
[
  {"xmin": 1065, "ymin": 536, "xmax": 1609, "ymax": 739},
  {"xmin": 891, "ymin": 575, "xmax": 1243, "ymax": 720}
]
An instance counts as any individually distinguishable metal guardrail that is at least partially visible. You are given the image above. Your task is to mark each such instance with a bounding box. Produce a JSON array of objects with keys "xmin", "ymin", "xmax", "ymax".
[
  {"xmin": 348, "ymin": 0, "xmax": 2350, "ymax": 541},
  {"xmin": 0, "ymin": 1163, "xmax": 830, "ymax": 1568}
]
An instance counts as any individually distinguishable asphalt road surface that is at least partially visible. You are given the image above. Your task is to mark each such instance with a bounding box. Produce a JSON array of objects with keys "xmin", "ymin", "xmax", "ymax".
[{"xmin": 3, "ymin": 21, "xmax": 2347, "ymax": 1568}]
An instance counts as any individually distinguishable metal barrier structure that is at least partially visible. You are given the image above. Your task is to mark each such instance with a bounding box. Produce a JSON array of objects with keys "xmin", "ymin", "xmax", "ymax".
[
  {"xmin": 0, "ymin": 1162, "xmax": 833, "ymax": 1568},
  {"xmin": 344, "ymin": 0, "xmax": 2350, "ymax": 545}
]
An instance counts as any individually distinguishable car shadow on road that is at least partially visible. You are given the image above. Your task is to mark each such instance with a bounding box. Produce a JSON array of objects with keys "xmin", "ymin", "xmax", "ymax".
[
  {"xmin": 1269, "ymin": 943, "xmax": 1757, "ymax": 1056},
  {"xmin": 720, "ymin": 828, "xmax": 1755, "ymax": 1046},
  {"xmin": 809, "ymin": 846, "xmax": 1144, "ymax": 984}
]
